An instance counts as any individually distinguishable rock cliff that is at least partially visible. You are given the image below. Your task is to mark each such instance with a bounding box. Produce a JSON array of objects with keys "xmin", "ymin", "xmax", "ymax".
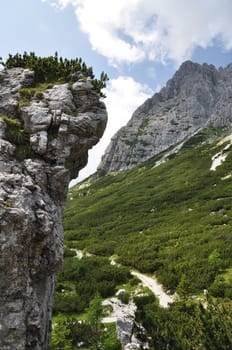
[
  {"xmin": 0, "ymin": 68, "xmax": 107, "ymax": 349},
  {"xmin": 99, "ymin": 61, "xmax": 232, "ymax": 172}
]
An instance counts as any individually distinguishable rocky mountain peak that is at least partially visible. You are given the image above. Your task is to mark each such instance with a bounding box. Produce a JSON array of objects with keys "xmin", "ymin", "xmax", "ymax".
[
  {"xmin": 0, "ymin": 67, "xmax": 107, "ymax": 349},
  {"xmin": 98, "ymin": 61, "xmax": 232, "ymax": 173}
]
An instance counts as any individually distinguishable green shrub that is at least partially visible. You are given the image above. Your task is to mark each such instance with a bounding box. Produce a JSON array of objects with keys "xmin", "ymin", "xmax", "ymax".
[
  {"xmin": 54, "ymin": 255, "xmax": 131, "ymax": 314},
  {"xmin": 3, "ymin": 52, "xmax": 109, "ymax": 97},
  {"xmin": 135, "ymin": 298, "xmax": 232, "ymax": 349},
  {"xmin": 64, "ymin": 247, "xmax": 76, "ymax": 258},
  {"xmin": 53, "ymin": 292, "xmax": 85, "ymax": 314},
  {"xmin": 0, "ymin": 115, "xmax": 31, "ymax": 159}
]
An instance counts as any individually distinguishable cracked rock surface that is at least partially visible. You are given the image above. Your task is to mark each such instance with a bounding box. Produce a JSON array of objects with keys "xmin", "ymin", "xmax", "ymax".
[{"xmin": 0, "ymin": 68, "xmax": 107, "ymax": 349}]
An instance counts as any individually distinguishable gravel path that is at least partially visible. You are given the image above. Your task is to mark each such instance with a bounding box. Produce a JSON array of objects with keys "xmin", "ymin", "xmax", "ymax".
[
  {"xmin": 71, "ymin": 248, "xmax": 175, "ymax": 308},
  {"xmin": 131, "ymin": 270, "xmax": 175, "ymax": 307}
]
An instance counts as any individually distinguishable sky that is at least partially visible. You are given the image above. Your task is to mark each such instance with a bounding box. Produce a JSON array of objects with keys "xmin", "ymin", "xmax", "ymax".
[{"xmin": 1, "ymin": 0, "xmax": 232, "ymax": 184}]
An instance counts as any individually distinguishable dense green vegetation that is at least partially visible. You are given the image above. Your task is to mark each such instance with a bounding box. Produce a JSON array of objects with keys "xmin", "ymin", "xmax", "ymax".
[
  {"xmin": 54, "ymin": 253, "xmax": 131, "ymax": 314},
  {"xmin": 52, "ymin": 126, "xmax": 232, "ymax": 348},
  {"xmin": 134, "ymin": 295, "xmax": 232, "ymax": 349},
  {"xmin": 50, "ymin": 293, "xmax": 121, "ymax": 350},
  {"xmin": 51, "ymin": 294, "xmax": 121, "ymax": 350},
  {"xmin": 64, "ymin": 127, "xmax": 232, "ymax": 296},
  {"xmin": 1, "ymin": 52, "xmax": 109, "ymax": 96},
  {"xmin": 51, "ymin": 252, "xmax": 126, "ymax": 349}
]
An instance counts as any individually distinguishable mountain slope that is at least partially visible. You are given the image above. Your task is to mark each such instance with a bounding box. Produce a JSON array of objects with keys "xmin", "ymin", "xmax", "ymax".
[
  {"xmin": 65, "ymin": 127, "xmax": 232, "ymax": 296},
  {"xmin": 99, "ymin": 61, "xmax": 232, "ymax": 172},
  {"xmin": 54, "ymin": 62, "xmax": 232, "ymax": 348},
  {"xmin": 52, "ymin": 126, "xmax": 232, "ymax": 349}
]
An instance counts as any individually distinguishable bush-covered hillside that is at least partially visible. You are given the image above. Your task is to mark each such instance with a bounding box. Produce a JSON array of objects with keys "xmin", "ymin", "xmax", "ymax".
[
  {"xmin": 64, "ymin": 127, "xmax": 232, "ymax": 297},
  {"xmin": 52, "ymin": 126, "xmax": 232, "ymax": 349}
]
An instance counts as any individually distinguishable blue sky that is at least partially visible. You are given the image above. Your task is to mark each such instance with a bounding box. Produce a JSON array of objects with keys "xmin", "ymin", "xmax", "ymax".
[{"xmin": 1, "ymin": 0, "xmax": 232, "ymax": 183}]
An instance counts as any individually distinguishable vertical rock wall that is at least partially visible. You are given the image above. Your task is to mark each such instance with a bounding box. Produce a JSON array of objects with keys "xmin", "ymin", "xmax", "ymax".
[{"xmin": 0, "ymin": 68, "xmax": 107, "ymax": 349}]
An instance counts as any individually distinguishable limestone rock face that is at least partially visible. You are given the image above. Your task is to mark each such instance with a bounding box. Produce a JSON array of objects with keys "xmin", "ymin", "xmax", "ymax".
[
  {"xmin": 0, "ymin": 68, "xmax": 107, "ymax": 349},
  {"xmin": 99, "ymin": 61, "xmax": 232, "ymax": 172}
]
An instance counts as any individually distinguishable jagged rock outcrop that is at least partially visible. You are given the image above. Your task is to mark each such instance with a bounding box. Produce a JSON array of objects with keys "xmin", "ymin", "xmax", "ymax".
[
  {"xmin": 0, "ymin": 68, "xmax": 107, "ymax": 349},
  {"xmin": 99, "ymin": 61, "xmax": 232, "ymax": 172}
]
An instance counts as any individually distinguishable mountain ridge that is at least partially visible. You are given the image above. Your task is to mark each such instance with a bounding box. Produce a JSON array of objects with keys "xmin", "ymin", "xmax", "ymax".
[{"xmin": 99, "ymin": 60, "xmax": 232, "ymax": 173}]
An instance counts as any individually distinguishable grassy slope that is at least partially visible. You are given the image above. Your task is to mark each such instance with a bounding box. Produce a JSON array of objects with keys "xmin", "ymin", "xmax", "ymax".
[{"xmin": 64, "ymin": 128, "xmax": 232, "ymax": 296}]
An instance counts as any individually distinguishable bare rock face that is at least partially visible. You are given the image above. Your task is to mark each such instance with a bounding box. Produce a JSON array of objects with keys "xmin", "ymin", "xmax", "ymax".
[
  {"xmin": 99, "ymin": 61, "xmax": 232, "ymax": 172},
  {"xmin": 0, "ymin": 68, "xmax": 107, "ymax": 349}
]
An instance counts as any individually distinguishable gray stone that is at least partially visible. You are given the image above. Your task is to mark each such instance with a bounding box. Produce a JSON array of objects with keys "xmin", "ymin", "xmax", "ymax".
[
  {"xmin": 72, "ymin": 79, "xmax": 93, "ymax": 91},
  {"xmin": 99, "ymin": 61, "xmax": 232, "ymax": 172},
  {"xmin": 0, "ymin": 67, "xmax": 107, "ymax": 349},
  {"xmin": 22, "ymin": 104, "xmax": 52, "ymax": 133},
  {"xmin": 43, "ymin": 84, "xmax": 76, "ymax": 115},
  {"xmin": 30, "ymin": 131, "xmax": 48, "ymax": 155},
  {"xmin": 117, "ymin": 317, "xmax": 134, "ymax": 348}
]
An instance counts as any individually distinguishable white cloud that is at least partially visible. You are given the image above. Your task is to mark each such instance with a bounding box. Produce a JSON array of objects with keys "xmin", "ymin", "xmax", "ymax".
[
  {"xmin": 41, "ymin": 0, "xmax": 76, "ymax": 9},
  {"xmin": 44, "ymin": 0, "xmax": 232, "ymax": 66},
  {"xmin": 70, "ymin": 76, "xmax": 152, "ymax": 185}
]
